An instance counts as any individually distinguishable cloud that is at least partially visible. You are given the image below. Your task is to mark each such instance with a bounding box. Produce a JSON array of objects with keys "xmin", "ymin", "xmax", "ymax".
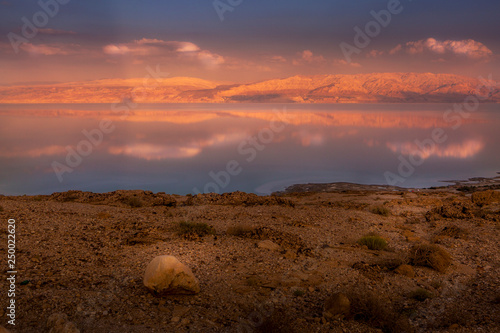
[
  {"xmin": 366, "ymin": 50, "xmax": 384, "ymax": 58},
  {"xmin": 389, "ymin": 38, "xmax": 493, "ymax": 59},
  {"xmin": 0, "ymin": 145, "xmax": 67, "ymax": 158},
  {"xmin": 293, "ymin": 50, "xmax": 325, "ymax": 65},
  {"xmin": 386, "ymin": 139, "xmax": 484, "ymax": 160},
  {"xmin": 19, "ymin": 43, "xmax": 79, "ymax": 55},
  {"xmin": 108, "ymin": 144, "xmax": 201, "ymax": 160},
  {"xmin": 103, "ymin": 38, "xmax": 224, "ymax": 67},
  {"xmin": 266, "ymin": 55, "xmax": 287, "ymax": 63},
  {"xmin": 38, "ymin": 28, "xmax": 76, "ymax": 35},
  {"xmin": 333, "ymin": 58, "xmax": 361, "ymax": 68}
]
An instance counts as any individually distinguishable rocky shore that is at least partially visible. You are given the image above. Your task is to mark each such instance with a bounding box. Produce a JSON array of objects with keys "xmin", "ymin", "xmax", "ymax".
[{"xmin": 0, "ymin": 185, "xmax": 499, "ymax": 332}]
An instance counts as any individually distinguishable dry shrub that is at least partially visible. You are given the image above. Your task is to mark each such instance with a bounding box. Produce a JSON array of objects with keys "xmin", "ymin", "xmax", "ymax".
[
  {"xmin": 409, "ymin": 288, "xmax": 433, "ymax": 302},
  {"xmin": 255, "ymin": 308, "xmax": 299, "ymax": 333},
  {"xmin": 97, "ymin": 212, "xmax": 113, "ymax": 219},
  {"xmin": 0, "ymin": 205, "xmax": 3, "ymax": 212},
  {"xmin": 409, "ymin": 244, "xmax": 451, "ymax": 273},
  {"xmin": 471, "ymin": 190, "xmax": 500, "ymax": 207},
  {"xmin": 32, "ymin": 195, "xmax": 44, "ymax": 201},
  {"xmin": 433, "ymin": 224, "xmax": 468, "ymax": 242},
  {"xmin": 177, "ymin": 221, "xmax": 215, "ymax": 240},
  {"xmin": 226, "ymin": 224, "xmax": 254, "ymax": 237},
  {"xmin": 346, "ymin": 286, "xmax": 413, "ymax": 333},
  {"xmin": 371, "ymin": 205, "xmax": 391, "ymax": 216},
  {"xmin": 126, "ymin": 197, "xmax": 143, "ymax": 208}
]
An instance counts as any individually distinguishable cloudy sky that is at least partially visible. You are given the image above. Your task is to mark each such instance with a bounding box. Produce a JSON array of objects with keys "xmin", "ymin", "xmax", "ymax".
[{"xmin": 1, "ymin": 0, "xmax": 499, "ymax": 85}]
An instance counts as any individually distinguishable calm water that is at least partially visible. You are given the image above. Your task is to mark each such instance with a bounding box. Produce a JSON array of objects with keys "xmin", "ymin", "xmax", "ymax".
[{"xmin": 0, "ymin": 103, "xmax": 499, "ymax": 195}]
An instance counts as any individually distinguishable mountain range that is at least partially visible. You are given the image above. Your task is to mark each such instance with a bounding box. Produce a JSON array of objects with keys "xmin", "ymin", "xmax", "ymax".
[{"xmin": 0, "ymin": 73, "xmax": 498, "ymax": 103}]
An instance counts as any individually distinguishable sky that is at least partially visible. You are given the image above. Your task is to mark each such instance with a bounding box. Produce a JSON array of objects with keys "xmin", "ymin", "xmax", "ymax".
[{"xmin": 1, "ymin": 0, "xmax": 499, "ymax": 85}]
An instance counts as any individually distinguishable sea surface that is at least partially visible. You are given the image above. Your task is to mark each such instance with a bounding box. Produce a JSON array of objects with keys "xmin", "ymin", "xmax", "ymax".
[{"xmin": 0, "ymin": 103, "xmax": 499, "ymax": 195}]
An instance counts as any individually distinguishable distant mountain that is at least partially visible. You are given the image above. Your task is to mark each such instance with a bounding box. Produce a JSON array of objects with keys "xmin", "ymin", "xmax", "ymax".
[{"xmin": 0, "ymin": 73, "xmax": 498, "ymax": 103}]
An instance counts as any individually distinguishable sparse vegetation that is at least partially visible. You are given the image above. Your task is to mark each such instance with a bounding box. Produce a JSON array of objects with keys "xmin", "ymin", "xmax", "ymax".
[
  {"xmin": 346, "ymin": 286, "xmax": 412, "ymax": 333},
  {"xmin": 255, "ymin": 308, "xmax": 298, "ymax": 333},
  {"xmin": 430, "ymin": 280, "xmax": 444, "ymax": 290},
  {"xmin": 371, "ymin": 205, "xmax": 391, "ymax": 216},
  {"xmin": 32, "ymin": 195, "xmax": 44, "ymax": 201},
  {"xmin": 61, "ymin": 193, "xmax": 79, "ymax": 202},
  {"xmin": 433, "ymin": 224, "xmax": 468, "ymax": 242},
  {"xmin": 409, "ymin": 244, "xmax": 452, "ymax": 273},
  {"xmin": 358, "ymin": 234, "xmax": 388, "ymax": 250},
  {"xmin": 97, "ymin": 212, "xmax": 113, "ymax": 219},
  {"xmin": 177, "ymin": 221, "xmax": 215, "ymax": 239},
  {"xmin": 226, "ymin": 224, "xmax": 254, "ymax": 237},
  {"xmin": 293, "ymin": 289, "xmax": 305, "ymax": 297},
  {"xmin": 409, "ymin": 288, "xmax": 433, "ymax": 301},
  {"xmin": 0, "ymin": 205, "xmax": 3, "ymax": 212},
  {"xmin": 126, "ymin": 197, "xmax": 143, "ymax": 208}
]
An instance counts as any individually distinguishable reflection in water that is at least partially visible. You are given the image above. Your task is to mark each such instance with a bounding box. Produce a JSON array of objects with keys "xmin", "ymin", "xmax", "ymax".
[
  {"xmin": 0, "ymin": 104, "xmax": 498, "ymax": 195},
  {"xmin": 386, "ymin": 139, "xmax": 485, "ymax": 160}
]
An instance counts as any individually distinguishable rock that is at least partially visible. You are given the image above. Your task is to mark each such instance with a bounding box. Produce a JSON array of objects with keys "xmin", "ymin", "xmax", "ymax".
[
  {"xmin": 394, "ymin": 264, "xmax": 415, "ymax": 277},
  {"xmin": 0, "ymin": 326, "xmax": 11, "ymax": 333},
  {"xmin": 323, "ymin": 292, "xmax": 350, "ymax": 319},
  {"xmin": 143, "ymin": 256, "xmax": 200, "ymax": 295},
  {"xmin": 47, "ymin": 313, "xmax": 80, "ymax": 333},
  {"xmin": 257, "ymin": 240, "xmax": 281, "ymax": 251}
]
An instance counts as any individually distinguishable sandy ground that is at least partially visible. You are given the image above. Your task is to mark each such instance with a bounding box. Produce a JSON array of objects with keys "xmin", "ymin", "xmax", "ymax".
[{"xmin": 0, "ymin": 185, "xmax": 499, "ymax": 333}]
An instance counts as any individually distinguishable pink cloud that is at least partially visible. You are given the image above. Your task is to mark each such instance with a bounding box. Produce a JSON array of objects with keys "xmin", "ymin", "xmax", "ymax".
[
  {"xmin": 0, "ymin": 145, "xmax": 67, "ymax": 158},
  {"xmin": 386, "ymin": 139, "xmax": 484, "ymax": 159},
  {"xmin": 390, "ymin": 38, "xmax": 493, "ymax": 60},
  {"xmin": 366, "ymin": 50, "xmax": 384, "ymax": 58},
  {"xmin": 293, "ymin": 50, "xmax": 325, "ymax": 65},
  {"xmin": 266, "ymin": 55, "xmax": 287, "ymax": 63},
  {"xmin": 38, "ymin": 28, "xmax": 76, "ymax": 35},
  {"xmin": 333, "ymin": 58, "xmax": 361, "ymax": 68},
  {"xmin": 19, "ymin": 43, "xmax": 79, "ymax": 56},
  {"xmin": 103, "ymin": 38, "xmax": 224, "ymax": 68}
]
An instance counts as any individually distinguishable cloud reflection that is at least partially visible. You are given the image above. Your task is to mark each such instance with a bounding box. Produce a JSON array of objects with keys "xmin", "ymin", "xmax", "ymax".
[{"xmin": 386, "ymin": 139, "xmax": 484, "ymax": 159}]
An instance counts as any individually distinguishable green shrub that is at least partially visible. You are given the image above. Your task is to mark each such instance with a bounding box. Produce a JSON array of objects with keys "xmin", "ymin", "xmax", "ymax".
[
  {"xmin": 177, "ymin": 221, "xmax": 215, "ymax": 239},
  {"xmin": 371, "ymin": 205, "xmax": 391, "ymax": 216},
  {"xmin": 409, "ymin": 288, "xmax": 433, "ymax": 302},
  {"xmin": 358, "ymin": 234, "xmax": 388, "ymax": 250}
]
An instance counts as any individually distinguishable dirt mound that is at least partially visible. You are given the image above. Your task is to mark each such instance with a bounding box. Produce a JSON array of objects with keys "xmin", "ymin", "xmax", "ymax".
[
  {"xmin": 50, "ymin": 190, "xmax": 177, "ymax": 207},
  {"xmin": 471, "ymin": 190, "xmax": 500, "ymax": 207},
  {"xmin": 425, "ymin": 199, "xmax": 475, "ymax": 220},
  {"xmin": 185, "ymin": 191, "xmax": 295, "ymax": 207}
]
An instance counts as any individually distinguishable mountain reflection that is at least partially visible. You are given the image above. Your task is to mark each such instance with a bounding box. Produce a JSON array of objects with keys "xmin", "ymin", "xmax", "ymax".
[{"xmin": 0, "ymin": 104, "xmax": 497, "ymax": 195}]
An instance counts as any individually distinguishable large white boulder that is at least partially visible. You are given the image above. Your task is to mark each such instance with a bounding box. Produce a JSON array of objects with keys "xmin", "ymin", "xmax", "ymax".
[{"xmin": 143, "ymin": 256, "xmax": 200, "ymax": 295}]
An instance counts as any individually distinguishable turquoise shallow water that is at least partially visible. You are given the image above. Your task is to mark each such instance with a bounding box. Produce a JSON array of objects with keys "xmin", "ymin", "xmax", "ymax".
[{"xmin": 0, "ymin": 103, "xmax": 499, "ymax": 195}]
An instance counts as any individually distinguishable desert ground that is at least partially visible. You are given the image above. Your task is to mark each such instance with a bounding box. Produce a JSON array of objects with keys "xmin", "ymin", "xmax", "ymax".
[{"xmin": 0, "ymin": 182, "xmax": 499, "ymax": 333}]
